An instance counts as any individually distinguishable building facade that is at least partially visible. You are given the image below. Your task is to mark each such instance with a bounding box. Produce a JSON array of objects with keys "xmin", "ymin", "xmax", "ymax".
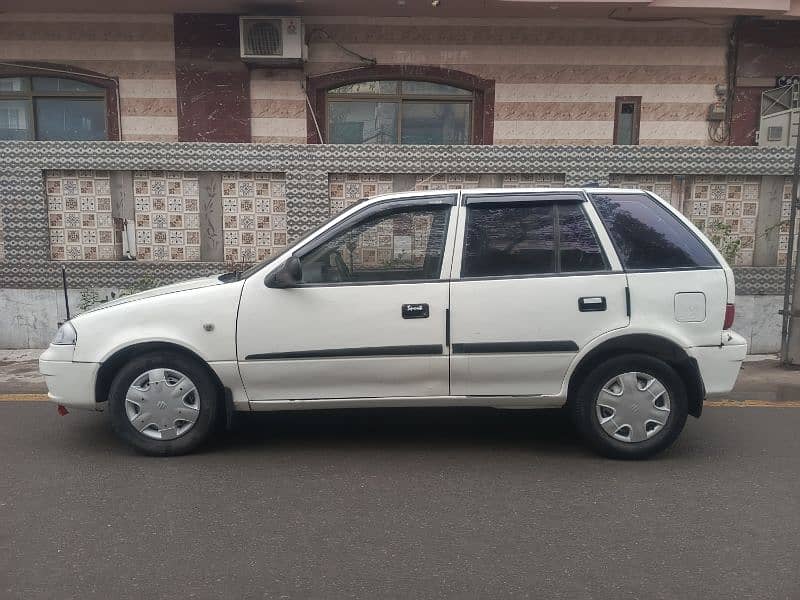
[{"xmin": 0, "ymin": 0, "xmax": 799, "ymax": 348}]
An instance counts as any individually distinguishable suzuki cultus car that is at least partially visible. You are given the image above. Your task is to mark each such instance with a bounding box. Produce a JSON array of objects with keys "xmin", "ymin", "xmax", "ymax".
[{"xmin": 40, "ymin": 188, "xmax": 746, "ymax": 458}]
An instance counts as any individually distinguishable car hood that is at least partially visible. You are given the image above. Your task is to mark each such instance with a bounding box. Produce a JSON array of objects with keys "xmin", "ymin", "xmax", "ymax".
[{"xmin": 83, "ymin": 275, "xmax": 224, "ymax": 313}]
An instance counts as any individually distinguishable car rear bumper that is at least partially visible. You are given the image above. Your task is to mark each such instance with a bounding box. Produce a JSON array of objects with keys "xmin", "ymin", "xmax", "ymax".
[
  {"xmin": 39, "ymin": 345, "xmax": 101, "ymax": 411},
  {"xmin": 687, "ymin": 331, "xmax": 748, "ymax": 398}
]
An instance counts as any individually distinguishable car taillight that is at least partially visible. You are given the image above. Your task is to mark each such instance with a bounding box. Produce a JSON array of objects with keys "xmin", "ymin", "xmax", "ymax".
[{"xmin": 723, "ymin": 303, "xmax": 735, "ymax": 330}]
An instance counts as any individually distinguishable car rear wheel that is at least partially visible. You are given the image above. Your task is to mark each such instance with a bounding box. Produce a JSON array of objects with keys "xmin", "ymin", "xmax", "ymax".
[
  {"xmin": 570, "ymin": 354, "xmax": 688, "ymax": 459},
  {"xmin": 108, "ymin": 351, "xmax": 220, "ymax": 456}
]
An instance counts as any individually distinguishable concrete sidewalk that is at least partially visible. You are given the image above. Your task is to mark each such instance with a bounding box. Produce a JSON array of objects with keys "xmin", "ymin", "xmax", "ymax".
[{"xmin": 3, "ymin": 349, "xmax": 799, "ymax": 402}]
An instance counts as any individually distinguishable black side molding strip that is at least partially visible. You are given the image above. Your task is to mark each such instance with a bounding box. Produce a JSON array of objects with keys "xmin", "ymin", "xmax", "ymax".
[
  {"xmin": 452, "ymin": 341, "xmax": 578, "ymax": 354},
  {"xmin": 246, "ymin": 345, "xmax": 444, "ymax": 360}
]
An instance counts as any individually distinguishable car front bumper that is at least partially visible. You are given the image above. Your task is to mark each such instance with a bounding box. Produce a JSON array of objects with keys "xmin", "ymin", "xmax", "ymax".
[
  {"xmin": 687, "ymin": 331, "xmax": 748, "ymax": 398},
  {"xmin": 39, "ymin": 345, "xmax": 102, "ymax": 411}
]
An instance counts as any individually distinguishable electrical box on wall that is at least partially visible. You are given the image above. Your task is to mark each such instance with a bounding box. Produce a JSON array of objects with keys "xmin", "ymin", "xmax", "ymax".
[
  {"xmin": 240, "ymin": 17, "xmax": 304, "ymax": 66},
  {"xmin": 707, "ymin": 102, "xmax": 726, "ymax": 122}
]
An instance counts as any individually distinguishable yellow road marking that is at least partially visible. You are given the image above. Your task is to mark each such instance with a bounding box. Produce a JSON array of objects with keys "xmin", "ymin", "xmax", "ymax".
[
  {"xmin": 0, "ymin": 394, "xmax": 799, "ymax": 407},
  {"xmin": 705, "ymin": 399, "xmax": 800, "ymax": 408}
]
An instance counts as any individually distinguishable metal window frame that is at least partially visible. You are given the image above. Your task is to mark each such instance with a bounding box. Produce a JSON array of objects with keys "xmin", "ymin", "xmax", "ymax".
[
  {"xmin": 613, "ymin": 95, "xmax": 641, "ymax": 146},
  {"xmin": 0, "ymin": 75, "xmax": 107, "ymax": 141},
  {"xmin": 325, "ymin": 79, "xmax": 474, "ymax": 145}
]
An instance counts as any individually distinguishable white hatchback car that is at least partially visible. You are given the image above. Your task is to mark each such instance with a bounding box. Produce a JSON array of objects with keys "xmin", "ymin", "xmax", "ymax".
[{"xmin": 40, "ymin": 188, "xmax": 747, "ymax": 458}]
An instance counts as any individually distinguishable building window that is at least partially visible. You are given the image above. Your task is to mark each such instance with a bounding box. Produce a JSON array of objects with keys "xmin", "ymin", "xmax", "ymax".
[
  {"xmin": 613, "ymin": 96, "xmax": 641, "ymax": 145},
  {"xmin": 326, "ymin": 80, "xmax": 473, "ymax": 145},
  {"xmin": 307, "ymin": 66, "xmax": 495, "ymax": 145},
  {"xmin": 0, "ymin": 76, "xmax": 108, "ymax": 141}
]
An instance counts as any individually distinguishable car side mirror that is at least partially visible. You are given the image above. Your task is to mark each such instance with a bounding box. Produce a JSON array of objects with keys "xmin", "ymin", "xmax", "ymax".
[{"xmin": 265, "ymin": 256, "xmax": 302, "ymax": 288}]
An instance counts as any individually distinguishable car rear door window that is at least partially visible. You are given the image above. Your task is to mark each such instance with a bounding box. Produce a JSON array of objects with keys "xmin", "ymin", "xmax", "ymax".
[
  {"xmin": 463, "ymin": 203, "xmax": 555, "ymax": 277},
  {"xmin": 462, "ymin": 201, "xmax": 608, "ymax": 277},
  {"xmin": 589, "ymin": 193, "xmax": 718, "ymax": 270}
]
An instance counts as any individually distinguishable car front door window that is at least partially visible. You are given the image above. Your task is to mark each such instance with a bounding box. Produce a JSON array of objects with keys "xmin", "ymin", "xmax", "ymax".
[{"xmin": 299, "ymin": 204, "xmax": 451, "ymax": 284}]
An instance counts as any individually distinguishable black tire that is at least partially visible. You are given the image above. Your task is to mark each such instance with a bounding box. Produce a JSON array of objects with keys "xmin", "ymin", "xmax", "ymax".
[
  {"xmin": 108, "ymin": 351, "xmax": 220, "ymax": 456},
  {"xmin": 569, "ymin": 354, "xmax": 688, "ymax": 460}
]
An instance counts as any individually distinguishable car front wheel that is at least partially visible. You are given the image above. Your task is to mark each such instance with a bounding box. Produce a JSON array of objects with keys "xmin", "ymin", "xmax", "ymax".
[
  {"xmin": 108, "ymin": 351, "xmax": 220, "ymax": 456},
  {"xmin": 570, "ymin": 354, "xmax": 688, "ymax": 460}
]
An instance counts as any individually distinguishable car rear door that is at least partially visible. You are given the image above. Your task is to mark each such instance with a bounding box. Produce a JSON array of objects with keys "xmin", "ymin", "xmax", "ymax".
[{"xmin": 449, "ymin": 191, "xmax": 630, "ymax": 396}]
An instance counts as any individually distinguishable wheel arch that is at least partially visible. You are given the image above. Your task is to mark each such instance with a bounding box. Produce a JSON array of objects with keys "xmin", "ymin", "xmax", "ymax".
[
  {"xmin": 566, "ymin": 333, "xmax": 705, "ymax": 418},
  {"xmin": 95, "ymin": 341, "xmax": 226, "ymax": 408}
]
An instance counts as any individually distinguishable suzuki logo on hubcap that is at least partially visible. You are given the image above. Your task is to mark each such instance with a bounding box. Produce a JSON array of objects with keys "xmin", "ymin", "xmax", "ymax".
[{"xmin": 157, "ymin": 400, "xmax": 168, "ymax": 410}]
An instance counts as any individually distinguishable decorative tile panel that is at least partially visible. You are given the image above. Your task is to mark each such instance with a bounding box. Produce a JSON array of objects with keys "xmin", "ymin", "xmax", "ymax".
[
  {"xmin": 690, "ymin": 175, "xmax": 761, "ymax": 266},
  {"xmin": 414, "ymin": 173, "xmax": 480, "ymax": 190},
  {"xmin": 221, "ymin": 172, "xmax": 288, "ymax": 264},
  {"xmin": 45, "ymin": 170, "xmax": 121, "ymax": 261},
  {"xmin": 502, "ymin": 173, "xmax": 566, "ymax": 188},
  {"xmin": 607, "ymin": 174, "xmax": 673, "ymax": 202},
  {"xmin": 133, "ymin": 171, "xmax": 201, "ymax": 261},
  {"xmin": 329, "ymin": 173, "xmax": 393, "ymax": 215},
  {"xmin": 778, "ymin": 176, "xmax": 798, "ymax": 267}
]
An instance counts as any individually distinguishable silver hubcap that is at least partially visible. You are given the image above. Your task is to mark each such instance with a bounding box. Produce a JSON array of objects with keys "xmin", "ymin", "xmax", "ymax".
[
  {"xmin": 125, "ymin": 368, "xmax": 200, "ymax": 440},
  {"xmin": 595, "ymin": 371, "xmax": 671, "ymax": 443}
]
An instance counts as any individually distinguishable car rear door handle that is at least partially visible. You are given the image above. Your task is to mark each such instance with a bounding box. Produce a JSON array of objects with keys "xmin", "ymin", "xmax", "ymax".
[
  {"xmin": 402, "ymin": 303, "xmax": 430, "ymax": 319},
  {"xmin": 578, "ymin": 296, "xmax": 606, "ymax": 312}
]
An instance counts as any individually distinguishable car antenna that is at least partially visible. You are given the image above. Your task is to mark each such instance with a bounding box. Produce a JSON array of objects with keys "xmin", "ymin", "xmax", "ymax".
[{"xmin": 61, "ymin": 265, "xmax": 71, "ymax": 321}]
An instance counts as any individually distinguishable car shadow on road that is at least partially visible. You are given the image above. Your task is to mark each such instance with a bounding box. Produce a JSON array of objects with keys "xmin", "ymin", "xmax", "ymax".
[{"xmin": 208, "ymin": 407, "xmax": 588, "ymax": 457}]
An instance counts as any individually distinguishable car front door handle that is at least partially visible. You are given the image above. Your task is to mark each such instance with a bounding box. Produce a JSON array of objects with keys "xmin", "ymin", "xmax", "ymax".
[
  {"xmin": 402, "ymin": 303, "xmax": 430, "ymax": 319},
  {"xmin": 578, "ymin": 296, "xmax": 607, "ymax": 312}
]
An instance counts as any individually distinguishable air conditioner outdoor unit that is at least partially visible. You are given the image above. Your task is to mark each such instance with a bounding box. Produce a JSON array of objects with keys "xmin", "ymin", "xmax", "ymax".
[{"xmin": 240, "ymin": 17, "xmax": 304, "ymax": 65}]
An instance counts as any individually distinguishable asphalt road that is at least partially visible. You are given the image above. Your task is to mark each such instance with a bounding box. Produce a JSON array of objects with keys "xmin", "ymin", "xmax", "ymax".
[{"xmin": 1, "ymin": 402, "xmax": 799, "ymax": 600}]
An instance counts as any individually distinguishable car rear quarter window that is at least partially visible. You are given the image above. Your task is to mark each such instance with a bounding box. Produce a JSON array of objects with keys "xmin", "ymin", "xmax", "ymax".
[{"xmin": 589, "ymin": 193, "xmax": 719, "ymax": 270}]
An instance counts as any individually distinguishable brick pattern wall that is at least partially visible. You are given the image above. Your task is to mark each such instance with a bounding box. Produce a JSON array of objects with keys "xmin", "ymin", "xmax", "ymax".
[
  {"xmin": 1, "ymin": 13, "xmax": 178, "ymax": 141},
  {"xmin": 273, "ymin": 16, "xmax": 728, "ymax": 146}
]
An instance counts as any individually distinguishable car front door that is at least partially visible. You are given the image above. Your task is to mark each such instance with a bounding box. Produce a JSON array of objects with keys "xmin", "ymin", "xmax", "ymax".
[
  {"xmin": 449, "ymin": 192, "xmax": 630, "ymax": 397},
  {"xmin": 237, "ymin": 194, "xmax": 457, "ymax": 403}
]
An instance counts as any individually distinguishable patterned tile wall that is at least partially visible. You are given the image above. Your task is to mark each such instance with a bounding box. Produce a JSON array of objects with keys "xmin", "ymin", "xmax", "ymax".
[
  {"xmin": 221, "ymin": 172, "xmax": 288, "ymax": 264},
  {"xmin": 3, "ymin": 141, "xmax": 795, "ymax": 290},
  {"xmin": 607, "ymin": 174, "xmax": 673, "ymax": 203},
  {"xmin": 501, "ymin": 173, "xmax": 567, "ymax": 188},
  {"xmin": 414, "ymin": 173, "xmax": 481, "ymax": 190},
  {"xmin": 778, "ymin": 176, "xmax": 798, "ymax": 267},
  {"xmin": 329, "ymin": 173, "xmax": 393, "ymax": 214},
  {"xmin": 133, "ymin": 171, "xmax": 201, "ymax": 261},
  {"xmin": 689, "ymin": 175, "xmax": 760, "ymax": 266},
  {"xmin": 0, "ymin": 209, "xmax": 5, "ymax": 262},
  {"xmin": 45, "ymin": 170, "xmax": 121, "ymax": 261}
]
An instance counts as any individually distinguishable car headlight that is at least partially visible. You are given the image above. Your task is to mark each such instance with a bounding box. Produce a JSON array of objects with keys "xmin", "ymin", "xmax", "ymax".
[{"xmin": 52, "ymin": 322, "xmax": 77, "ymax": 345}]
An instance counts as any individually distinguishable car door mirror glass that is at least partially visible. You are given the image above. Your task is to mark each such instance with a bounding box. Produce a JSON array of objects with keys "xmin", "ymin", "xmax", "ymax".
[{"xmin": 265, "ymin": 257, "xmax": 302, "ymax": 288}]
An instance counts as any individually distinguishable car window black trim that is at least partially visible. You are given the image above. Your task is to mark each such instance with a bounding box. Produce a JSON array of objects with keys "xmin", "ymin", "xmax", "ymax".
[
  {"xmin": 452, "ymin": 341, "xmax": 578, "ymax": 354},
  {"xmin": 463, "ymin": 192, "xmax": 586, "ymax": 205},
  {"xmin": 245, "ymin": 344, "xmax": 444, "ymax": 360},
  {"xmin": 454, "ymin": 270, "xmax": 625, "ymax": 282}
]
